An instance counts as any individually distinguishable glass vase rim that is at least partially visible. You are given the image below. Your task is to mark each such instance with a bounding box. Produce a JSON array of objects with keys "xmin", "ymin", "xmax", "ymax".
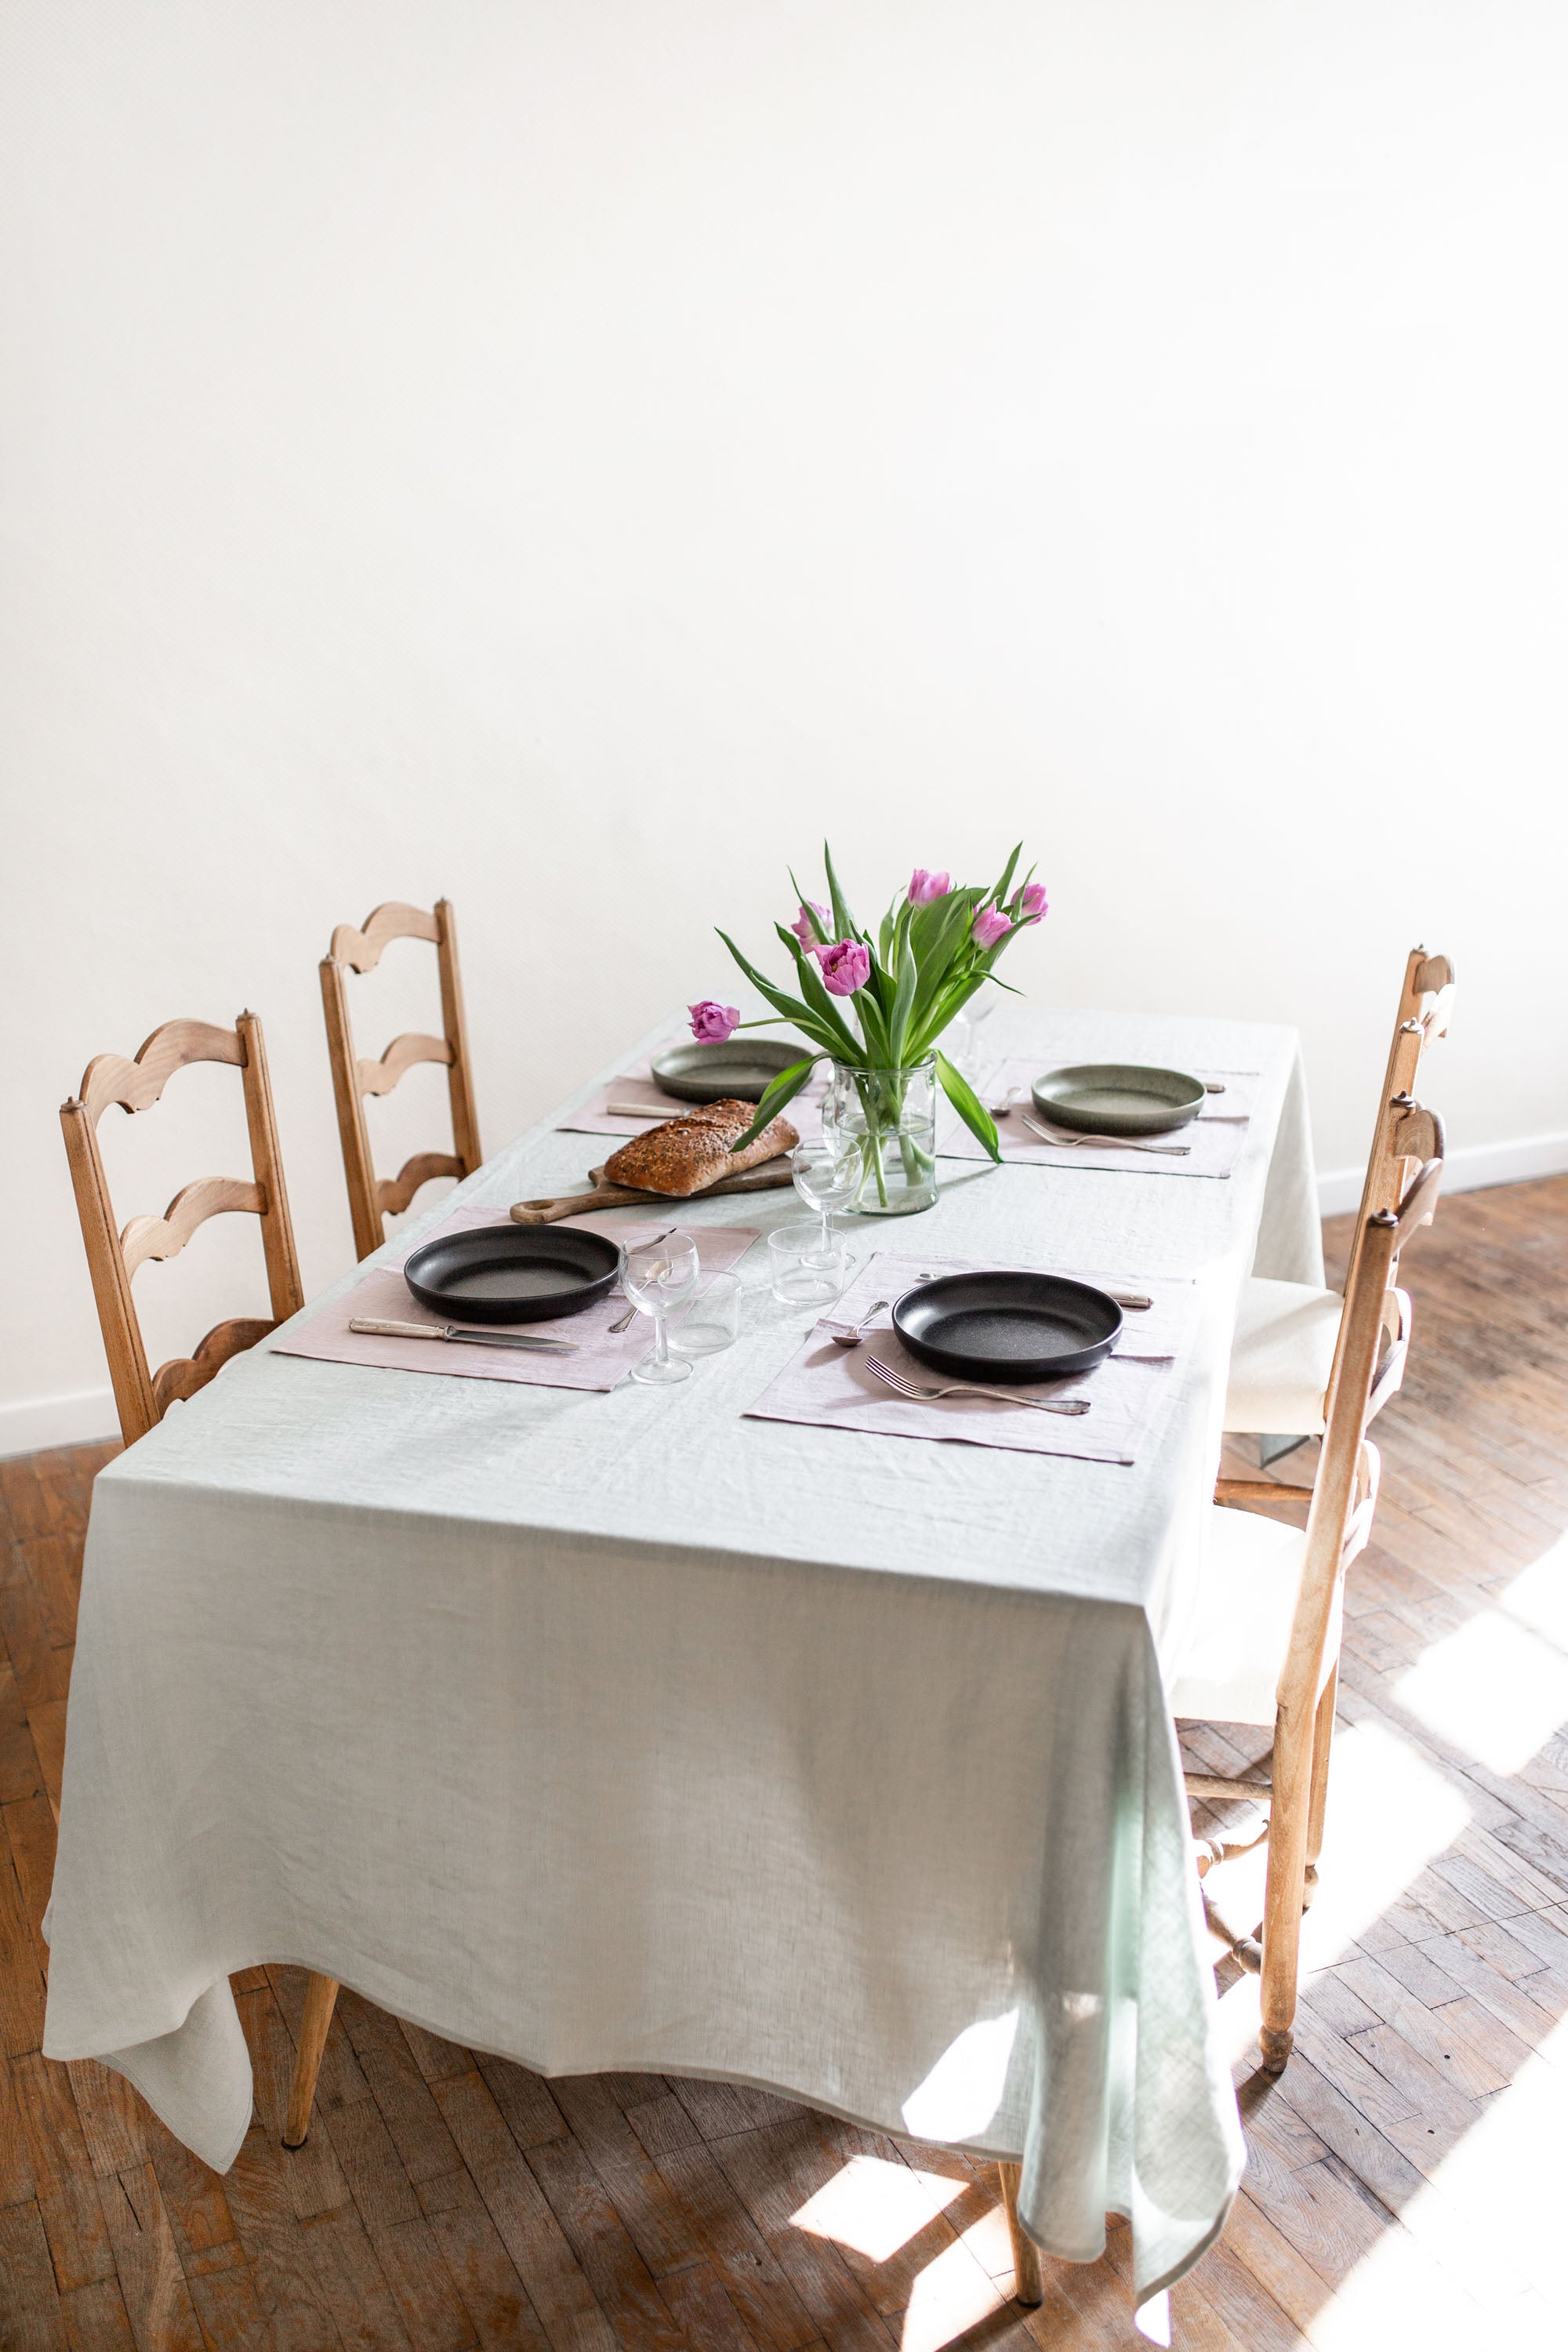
[{"xmin": 826, "ymin": 1052, "xmax": 937, "ymax": 1075}]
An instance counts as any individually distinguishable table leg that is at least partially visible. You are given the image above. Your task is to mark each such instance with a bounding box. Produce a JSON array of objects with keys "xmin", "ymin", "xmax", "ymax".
[
  {"xmin": 283, "ymin": 1971, "xmax": 340, "ymax": 2147},
  {"xmin": 997, "ymin": 2161, "xmax": 1044, "ymax": 2306}
]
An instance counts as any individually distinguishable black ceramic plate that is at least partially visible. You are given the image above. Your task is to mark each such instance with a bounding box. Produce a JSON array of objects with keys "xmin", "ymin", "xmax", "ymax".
[
  {"xmin": 650, "ymin": 1037, "xmax": 804, "ymax": 1103},
  {"xmin": 404, "ymin": 1225, "xmax": 621, "ymax": 1324},
  {"xmin": 892, "ymin": 1272, "xmax": 1122, "ymax": 1382}
]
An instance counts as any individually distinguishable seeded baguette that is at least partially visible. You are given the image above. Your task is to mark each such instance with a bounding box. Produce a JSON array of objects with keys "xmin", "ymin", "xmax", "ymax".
[{"xmin": 602, "ymin": 1100, "xmax": 800, "ymax": 1198}]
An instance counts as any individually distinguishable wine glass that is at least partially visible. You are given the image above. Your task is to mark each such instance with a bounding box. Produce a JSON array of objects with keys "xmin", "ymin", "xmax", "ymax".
[
  {"xmin": 791, "ymin": 1138, "xmax": 860, "ymax": 1263},
  {"xmin": 949, "ymin": 986, "xmax": 997, "ymax": 1077},
  {"xmin": 624, "ymin": 1229, "xmax": 701, "ymax": 1385}
]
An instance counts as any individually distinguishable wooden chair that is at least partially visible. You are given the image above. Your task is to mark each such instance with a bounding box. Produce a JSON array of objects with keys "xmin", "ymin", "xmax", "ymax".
[
  {"xmin": 60, "ymin": 1011, "xmax": 340, "ymax": 2142},
  {"xmin": 1176, "ymin": 1131, "xmax": 1444, "ymax": 2074},
  {"xmin": 994, "ymin": 1145, "xmax": 1441, "ymax": 2299},
  {"xmin": 320, "ymin": 899, "xmax": 482, "ymax": 1261},
  {"xmin": 60, "ymin": 1013, "xmax": 304, "ymax": 1444},
  {"xmin": 1221, "ymin": 946, "xmax": 1453, "ymax": 1484}
]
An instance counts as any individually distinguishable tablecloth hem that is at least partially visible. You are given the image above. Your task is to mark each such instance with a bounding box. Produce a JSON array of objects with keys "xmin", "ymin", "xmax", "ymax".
[
  {"xmin": 1127, "ymin": 2182, "xmax": 1239, "ymax": 2303},
  {"xmin": 60, "ymin": 1947, "xmax": 1239, "ymax": 2290}
]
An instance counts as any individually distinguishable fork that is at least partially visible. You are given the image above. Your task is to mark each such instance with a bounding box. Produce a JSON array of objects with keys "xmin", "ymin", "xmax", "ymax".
[
  {"xmin": 1021, "ymin": 1112, "xmax": 1191, "ymax": 1157},
  {"xmin": 864, "ymin": 1356, "xmax": 1091, "ymax": 1416}
]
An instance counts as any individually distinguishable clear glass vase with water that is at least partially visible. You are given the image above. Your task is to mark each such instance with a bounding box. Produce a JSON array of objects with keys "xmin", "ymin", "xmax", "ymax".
[{"xmin": 822, "ymin": 1056, "xmax": 938, "ymax": 1216}]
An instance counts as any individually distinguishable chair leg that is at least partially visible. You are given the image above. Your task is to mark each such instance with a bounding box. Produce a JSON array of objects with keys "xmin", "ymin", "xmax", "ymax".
[
  {"xmin": 283, "ymin": 1972, "xmax": 340, "ymax": 2147},
  {"xmin": 996, "ymin": 2161, "xmax": 1044, "ymax": 2307},
  {"xmin": 1258, "ymin": 1701, "xmax": 1315, "ymax": 2074},
  {"xmin": 1302, "ymin": 1664, "xmax": 1338, "ymax": 1907}
]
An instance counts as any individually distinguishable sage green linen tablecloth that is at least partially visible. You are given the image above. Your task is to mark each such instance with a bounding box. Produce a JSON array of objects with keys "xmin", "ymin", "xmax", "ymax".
[{"xmin": 43, "ymin": 1007, "xmax": 1321, "ymax": 2301}]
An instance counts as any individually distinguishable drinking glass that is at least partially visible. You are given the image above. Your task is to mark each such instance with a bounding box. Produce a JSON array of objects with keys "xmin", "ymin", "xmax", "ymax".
[
  {"xmin": 768, "ymin": 1221, "xmax": 849, "ymax": 1305},
  {"xmin": 670, "ymin": 1270, "xmax": 742, "ymax": 1356},
  {"xmin": 625, "ymin": 1229, "xmax": 701, "ymax": 1385},
  {"xmin": 790, "ymin": 1138, "xmax": 860, "ymax": 1265}
]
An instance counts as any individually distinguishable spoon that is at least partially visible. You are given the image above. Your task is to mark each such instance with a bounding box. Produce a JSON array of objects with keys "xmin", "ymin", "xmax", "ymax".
[{"xmin": 828, "ymin": 1299, "xmax": 889, "ymax": 1348}]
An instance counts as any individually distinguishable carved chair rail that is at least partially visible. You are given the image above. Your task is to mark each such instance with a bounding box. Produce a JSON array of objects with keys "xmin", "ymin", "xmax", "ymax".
[{"xmin": 319, "ymin": 898, "xmax": 482, "ymax": 1261}]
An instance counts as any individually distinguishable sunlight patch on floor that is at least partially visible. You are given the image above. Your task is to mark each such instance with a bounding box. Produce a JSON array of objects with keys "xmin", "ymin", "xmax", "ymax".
[
  {"xmin": 1205, "ymin": 1716, "xmax": 1471, "ymax": 2034},
  {"xmin": 1303, "ymin": 2020, "xmax": 1568, "ymax": 2347},
  {"xmin": 898, "ymin": 2234, "xmax": 1006, "ymax": 2352},
  {"xmin": 1391, "ymin": 1526, "xmax": 1568, "ymax": 1777},
  {"xmin": 790, "ymin": 2153, "xmax": 964, "ymax": 2262},
  {"xmin": 1301, "ymin": 1717, "xmax": 1472, "ymax": 1961},
  {"xmin": 1388, "ymin": 2012, "xmax": 1568, "ymax": 2325},
  {"xmin": 1393, "ymin": 1610, "xmax": 1568, "ymax": 1776}
]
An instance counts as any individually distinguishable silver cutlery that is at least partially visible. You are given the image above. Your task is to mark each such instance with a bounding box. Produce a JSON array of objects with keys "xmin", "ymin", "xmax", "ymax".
[
  {"xmin": 1021, "ymin": 1112, "xmax": 1191, "ymax": 1157},
  {"xmin": 350, "ymin": 1317, "xmax": 579, "ymax": 1354},
  {"xmin": 987, "ymin": 1087, "xmax": 1026, "ymax": 1117},
  {"xmin": 1205, "ymin": 1081, "xmax": 1226, "ymax": 1094},
  {"xmin": 828, "ymin": 1299, "xmax": 888, "ymax": 1348},
  {"xmin": 864, "ymin": 1356, "xmax": 1091, "ymax": 1416}
]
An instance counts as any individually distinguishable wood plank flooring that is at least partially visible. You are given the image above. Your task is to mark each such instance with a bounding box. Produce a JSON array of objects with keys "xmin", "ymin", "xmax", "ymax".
[{"xmin": 2, "ymin": 1174, "xmax": 1566, "ymax": 2349}]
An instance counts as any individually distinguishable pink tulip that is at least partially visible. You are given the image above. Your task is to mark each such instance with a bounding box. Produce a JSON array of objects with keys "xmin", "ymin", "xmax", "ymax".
[
  {"xmin": 908, "ymin": 868, "xmax": 951, "ymax": 906},
  {"xmin": 814, "ymin": 939, "xmax": 872, "ymax": 996},
  {"xmin": 1018, "ymin": 881, "xmax": 1048, "ymax": 922},
  {"xmin": 971, "ymin": 907, "xmax": 1012, "ymax": 951},
  {"xmin": 689, "ymin": 1000, "xmax": 740, "ymax": 1043},
  {"xmin": 790, "ymin": 900, "xmax": 828, "ymax": 946}
]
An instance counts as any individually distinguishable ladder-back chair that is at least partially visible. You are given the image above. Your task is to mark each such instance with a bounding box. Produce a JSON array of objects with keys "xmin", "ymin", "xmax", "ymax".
[
  {"xmin": 319, "ymin": 899, "xmax": 481, "ymax": 1261},
  {"xmin": 61, "ymin": 1013, "xmax": 304, "ymax": 1445},
  {"xmin": 1175, "ymin": 1126, "xmax": 1445, "ymax": 2074},
  {"xmin": 60, "ymin": 1011, "xmax": 345, "ymax": 2150},
  {"xmin": 1221, "ymin": 946, "xmax": 1453, "ymax": 1478}
]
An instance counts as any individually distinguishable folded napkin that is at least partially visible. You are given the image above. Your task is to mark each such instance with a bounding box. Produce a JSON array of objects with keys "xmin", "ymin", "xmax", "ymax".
[
  {"xmin": 937, "ymin": 1060, "xmax": 1260, "ymax": 1179},
  {"xmin": 271, "ymin": 1206, "xmax": 760, "ymax": 1394},
  {"xmin": 746, "ymin": 1250, "xmax": 1185, "ymax": 1465},
  {"xmin": 558, "ymin": 1056, "xmax": 826, "ymax": 1143}
]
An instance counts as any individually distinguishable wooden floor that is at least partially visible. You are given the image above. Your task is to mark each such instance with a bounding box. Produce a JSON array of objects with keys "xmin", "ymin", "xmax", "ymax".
[{"xmin": 3, "ymin": 1176, "xmax": 1566, "ymax": 2350}]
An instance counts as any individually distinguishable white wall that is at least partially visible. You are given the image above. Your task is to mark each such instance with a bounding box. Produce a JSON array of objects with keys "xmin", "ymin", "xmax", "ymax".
[{"xmin": 3, "ymin": 2, "xmax": 1565, "ymax": 1450}]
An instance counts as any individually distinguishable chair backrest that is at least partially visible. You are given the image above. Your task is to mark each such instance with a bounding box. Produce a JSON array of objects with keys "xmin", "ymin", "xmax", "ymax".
[
  {"xmin": 1341, "ymin": 949, "xmax": 1454, "ymax": 1299},
  {"xmin": 60, "ymin": 1013, "xmax": 303, "ymax": 1446},
  {"xmin": 319, "ymin": 898, "xmax": 482, "ymax": 1261},
  {"xmin": 1277, "ymin": 1133, "xmax": 1446, "ymax": 1724}
]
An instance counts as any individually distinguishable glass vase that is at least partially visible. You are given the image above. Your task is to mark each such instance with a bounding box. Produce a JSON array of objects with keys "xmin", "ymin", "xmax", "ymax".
[{"xmin": 823, "ymin": 1057, "xmax": 939, "ymax": 1216}]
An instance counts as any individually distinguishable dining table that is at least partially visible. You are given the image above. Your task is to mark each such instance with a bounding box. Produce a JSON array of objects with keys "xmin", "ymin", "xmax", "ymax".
[{"xmin": 42, "ymin": 1001, "xmax": 1323, "ymax": 2306}]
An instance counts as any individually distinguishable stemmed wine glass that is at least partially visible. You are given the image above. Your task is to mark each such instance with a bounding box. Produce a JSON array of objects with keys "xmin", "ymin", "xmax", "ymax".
[
  {"xmin": 624, "ymin": 1229, "xmax": 701, "ymax": 1385},
  {"xmin": 791, "ymin": 1138, "xmax": 860, "ymax": 1264},
  {"xmin": 949, "ymin": 985, "xmax": 997, "ymax": 1076}
]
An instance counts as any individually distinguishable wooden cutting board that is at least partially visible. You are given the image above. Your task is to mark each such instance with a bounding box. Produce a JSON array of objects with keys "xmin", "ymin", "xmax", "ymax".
[{"xmin": 510, "ymin": 1156, "xmax": 794, "ymax": 1225}]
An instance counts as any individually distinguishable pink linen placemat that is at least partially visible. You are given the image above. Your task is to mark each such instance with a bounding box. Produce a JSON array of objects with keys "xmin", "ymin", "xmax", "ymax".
[
  {"xmin": 557, "ymin": 1057, "xmax": 826, "ymax": 1143},
  {"xmin": 270, "ymin": 1207, "xmax": 760, "ymax": 1394},
  {"xmin": 745, "ymin": 1251, "xmax": 1183, "ymax": 1465},
  {"xmin": 937, "ymin": 1060, "xmax": 1261, "ymax": 1179}
]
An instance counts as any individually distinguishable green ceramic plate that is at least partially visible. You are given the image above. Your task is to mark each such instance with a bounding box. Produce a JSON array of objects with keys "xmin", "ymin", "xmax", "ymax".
[
  {"xmin": 1029, "ymin": 1062, "xmax": 1207, "ymax": 1137},
  {"xmin": 649, "ymin": 1037, "xmax": 807, "ymax": 1104}
]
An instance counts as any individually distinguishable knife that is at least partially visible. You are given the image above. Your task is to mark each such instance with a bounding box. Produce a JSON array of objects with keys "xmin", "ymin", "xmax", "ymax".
[{"xmin": 350, "ymin": 1317, "xmax": 579, "ymax": 1354}]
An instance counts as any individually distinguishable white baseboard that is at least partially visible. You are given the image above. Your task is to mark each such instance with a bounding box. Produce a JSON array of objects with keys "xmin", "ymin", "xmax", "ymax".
[
  {"xmin": 0, "ymin": 1385, "xmax": 119, "ymax": 1461},
  {"xmin": 1317, "ymin": 1129, "xmax": 1568, "ymax": 1218}
]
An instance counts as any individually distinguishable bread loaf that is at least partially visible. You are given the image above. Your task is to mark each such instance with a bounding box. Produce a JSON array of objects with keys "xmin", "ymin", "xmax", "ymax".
[{"xmin": 602, "ymin": 1101, "xmax": 799, "ymax": 1198}]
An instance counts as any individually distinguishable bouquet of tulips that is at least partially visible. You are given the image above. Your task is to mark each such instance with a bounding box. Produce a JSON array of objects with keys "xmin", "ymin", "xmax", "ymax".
[{"xmin": 688, "ymin": 844, "xmax": 1047, "ymax": 1181}]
